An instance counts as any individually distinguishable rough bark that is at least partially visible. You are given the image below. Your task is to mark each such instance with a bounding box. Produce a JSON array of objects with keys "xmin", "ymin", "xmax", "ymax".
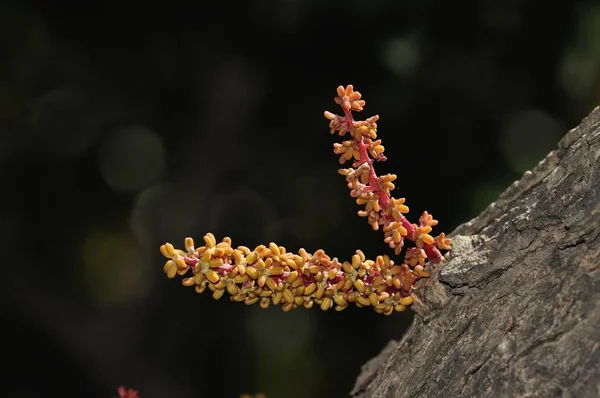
[{"xmin": 351, "ymin": 107, "xmax": 600, "ymax": 398}]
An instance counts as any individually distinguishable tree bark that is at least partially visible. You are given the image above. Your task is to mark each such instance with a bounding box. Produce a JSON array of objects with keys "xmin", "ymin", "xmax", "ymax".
[{"xmin": 351, "ymin": 107, "xmax": 600, "ymax": 398}]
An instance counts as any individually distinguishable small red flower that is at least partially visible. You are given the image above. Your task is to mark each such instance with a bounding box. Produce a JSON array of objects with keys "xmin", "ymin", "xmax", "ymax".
[{"xmin": 117, "ymin": 386, "xmax": 139, "ymax": 398}]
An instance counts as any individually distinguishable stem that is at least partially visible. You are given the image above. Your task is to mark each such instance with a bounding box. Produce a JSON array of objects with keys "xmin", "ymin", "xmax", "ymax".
[
  {"xmin": 342, "ymin": 108, "xmax": 391, "ymax": 211},
  {"xmin": 336, "ymin": 99, "xmax": 445, "ymax": 267}
]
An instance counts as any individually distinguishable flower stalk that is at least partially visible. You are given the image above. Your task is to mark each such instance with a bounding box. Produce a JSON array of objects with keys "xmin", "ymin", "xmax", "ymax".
[{"xmin": 159, "ymin": 85, "xmax": 451, "ymax": 315}]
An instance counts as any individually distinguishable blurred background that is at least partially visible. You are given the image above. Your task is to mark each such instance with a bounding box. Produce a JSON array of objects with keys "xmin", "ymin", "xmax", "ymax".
[{"xmin": 1, "ymin": 1, "xmax": 599, "ymax": 397}]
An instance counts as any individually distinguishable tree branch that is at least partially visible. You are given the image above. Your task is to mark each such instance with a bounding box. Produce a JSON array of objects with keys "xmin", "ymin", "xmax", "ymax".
[{"xmin": 351, "ymin": 107, "xmax": 600, "ymax": 398}]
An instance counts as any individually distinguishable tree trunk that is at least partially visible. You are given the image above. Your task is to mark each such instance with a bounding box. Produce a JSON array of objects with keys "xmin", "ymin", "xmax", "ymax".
[{"xmin": 351, "ymin": 107, "xmax": 600, "ymax": 398}]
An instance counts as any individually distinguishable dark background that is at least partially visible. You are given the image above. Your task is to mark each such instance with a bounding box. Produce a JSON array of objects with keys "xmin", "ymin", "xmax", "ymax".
[{"xmin": 2, "ymin": 1, "xmax": 599, "ymax": 397}]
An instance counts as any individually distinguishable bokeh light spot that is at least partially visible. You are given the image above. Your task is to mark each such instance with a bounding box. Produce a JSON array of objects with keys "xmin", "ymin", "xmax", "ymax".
[
  {"xmin": 248, "ymin": 309, "xmax": 318, "ymax": 398},
  {"xmin": 28, "ymin": 86, "xmax": 100, "ymax": 156},
  {"xmin": 81, "ymin": 228, "xmax": 152, "ymax": 305},
  {"xmin": 98, "ymin": 125, "xmax": 166, "ymax": 193},
  {"xmin": 499, "ymin": 109, "xmax": 564, "ymax": 174},
  {"xmin": 381, "ymin": 35, "xmax": 420, "ymax": 79},
  {"xmin": 558, "ymin": 4, "xmax": 600, "ymax": 103}
]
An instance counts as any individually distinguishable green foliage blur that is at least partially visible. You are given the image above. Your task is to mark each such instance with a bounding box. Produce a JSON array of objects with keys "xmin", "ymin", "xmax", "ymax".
[{"xmin": 2, "ymin": 1, "xmax": 599, "ymax": 397}]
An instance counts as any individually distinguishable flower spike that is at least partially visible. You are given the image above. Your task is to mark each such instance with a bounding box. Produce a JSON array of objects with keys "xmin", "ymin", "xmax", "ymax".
[{"xmin": 160, "ymin": 86, "xmax": 451, "ymax": 314}]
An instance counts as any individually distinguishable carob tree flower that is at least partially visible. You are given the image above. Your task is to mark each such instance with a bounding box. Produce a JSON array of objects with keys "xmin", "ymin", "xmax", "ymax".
[{"xmin": 160, "ymin": 85, "xmax": 451, "ymax": 315}]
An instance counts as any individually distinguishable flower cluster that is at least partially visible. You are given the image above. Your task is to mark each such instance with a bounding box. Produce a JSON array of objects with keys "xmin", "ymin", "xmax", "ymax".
[
  {"xmin": 159, "ymin": 85, "xmax": 451, "ymax": 314},
  {"xmin": 324, "ymin": 85, "xmax": 451, "ymax": 262},
  {"xmin": 116, "ymin": 386, "xmax": 139, "ymax": 398},
  {"xmin": 161, "ymin": 234, "xmax": 417, "ymax": 315}
]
